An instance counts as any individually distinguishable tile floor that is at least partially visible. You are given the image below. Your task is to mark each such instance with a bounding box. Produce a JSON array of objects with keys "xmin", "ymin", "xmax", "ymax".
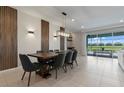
[{"xmin": 0, "ymin": 56, "xmax": 124, "ymax": 87}]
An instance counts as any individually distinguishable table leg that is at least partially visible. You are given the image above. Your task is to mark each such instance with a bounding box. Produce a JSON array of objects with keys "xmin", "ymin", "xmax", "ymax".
[
  {"xmin": 42, "ymin": 64, "xmax": 51, "ymax": 79},
  {"xmin": 36, "ymin": 64, "xmax": 51, "ymax": 79}
]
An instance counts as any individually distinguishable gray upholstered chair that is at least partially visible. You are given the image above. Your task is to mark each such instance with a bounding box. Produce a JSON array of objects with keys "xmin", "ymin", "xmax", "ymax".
[
  {"xmin": 64, "ymin": 50, "xmax": 74, "ymax": 70},
  {"xmin": 72, "ymin": 49, "xmax": 78, "ymax": 66},
  {"xmin": 19, "ymin": 54, "xmax": 42, "ymax": 86},
  {"xmin": 54, "ymin": 49, "xmax": 60, "ymax": 53},
  {"xmin": 49, "ymin": 50, "xmax": 54, "ymax": 52},
  {"xmin": 49, "ymin": 52, "xmax": 66, "ymax": 79}
]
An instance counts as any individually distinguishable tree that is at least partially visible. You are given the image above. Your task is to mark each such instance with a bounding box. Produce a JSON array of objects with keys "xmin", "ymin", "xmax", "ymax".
[
  {"xmin": 114, "ymin": 42, "xmax": 123, "ymax": 46},
  {"xmin": 106, "ymin": 43, "xmax": 112, "ymax": 46},
  {"xmin": 99, "ymin": 43, "xmax": 104, "ymax": 46},
  {"xmin": 92, "ymin": 43, "xmax": 97, "ymax": 46}
]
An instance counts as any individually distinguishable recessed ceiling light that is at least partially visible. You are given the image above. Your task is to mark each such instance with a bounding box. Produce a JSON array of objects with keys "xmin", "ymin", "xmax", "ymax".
[
  {"xmin": 81, "ymin": 25, "xmax": 84, "ymax": 28},
  {"xmin": 72, "ymin": 19, "xmax": 75, "ymax": 22},
  {"xmin": 120, "ymin": 19, "xmax": 124, "ymax": 22}
]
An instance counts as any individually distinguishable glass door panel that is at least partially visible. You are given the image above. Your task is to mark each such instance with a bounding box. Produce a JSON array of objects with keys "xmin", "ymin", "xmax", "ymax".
[
  {"xmin": 87, "ymin": 35, "xmax": 97, "ymax": 56},
  {"xmin": 97, "ymin": 33, "xmax": 113, "ymax": 58},
  {"xmin": 113, "ymin": 32, "xmax": 124, "ymax": 58}
]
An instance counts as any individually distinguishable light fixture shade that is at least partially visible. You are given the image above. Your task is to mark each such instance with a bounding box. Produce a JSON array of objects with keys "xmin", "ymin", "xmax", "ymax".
[
  {"xmin": 56, "ymin": 29, "xmax": 70, "ymax": 37},
  {"xmin": 56, "ymin": 31, "xmax": 70, "ymax": 37},
  {"xmin": 56, "ymin": 12, "xmax": 71, "ymax": 37}
]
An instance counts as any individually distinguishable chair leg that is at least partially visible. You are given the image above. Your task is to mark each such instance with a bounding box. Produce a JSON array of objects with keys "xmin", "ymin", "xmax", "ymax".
[
  {"xmin": 72, "ymin": 63, "xmax": 73, "ymax": 68},
  {"xmin": 70, "ymin": 63, "xmax": 73, "ymax": 69},
  {"xmin": 55, "ymin": 69, "xmax": 57, "ymax": 79},
  {"xmin": 21, "ymin": 71, "xmax": 26, "ymax": 80},
  {"xmin": 62, "ymin": 66, "xmax": 67, "ymax": 73},
  {"xmin": 65, "ymin": 64, "xmax": 67, "ymax": 72},
  {"xmin": 28, "ymin": 72, "xmax": 31, "ymax": 87},
  {"xmin": 75, "ymin": 60, "xmax": 78, "ymax": 66}
]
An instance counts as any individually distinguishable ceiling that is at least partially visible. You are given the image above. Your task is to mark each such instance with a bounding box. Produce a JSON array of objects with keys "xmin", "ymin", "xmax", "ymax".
[
  {"xmin": 54, "ymin": 6, "xmax": 124, "ymax": 32},
  {"xmin": 14, "ymin": 6, "xmax": 124, "ymax": 32}
]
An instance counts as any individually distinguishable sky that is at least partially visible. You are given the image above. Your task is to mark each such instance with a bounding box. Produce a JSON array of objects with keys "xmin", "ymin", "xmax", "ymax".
[{"xmin": 88, "ymin": 35, "xmax": 124, "ymax": 44}]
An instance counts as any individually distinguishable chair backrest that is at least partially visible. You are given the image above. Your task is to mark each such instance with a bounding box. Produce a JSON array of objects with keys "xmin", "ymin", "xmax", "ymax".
[
  {"xmin": 54, "ymin": 49, "xmax": 60, "ymax": 53},
  {"xmin": 36, "ymin": 51, "xmax": 43, "ymax": 53},
  {"xmin": 65, "ymin": 50, "xmax": 73, "ymax": 63},
  {"xmin": 49, "ymin": 50, "xmax": 53, "ymax": 52},
  {"xmin": 54, "ymin": 52, "xmax": 66, "ymax": 68},
  {"xmin": 19, "ymin": 54, "xmax": 34, "ymax": 72},
  {"xmin": 72, "ymin": 49, "xmax": 78, "ymax": 61}
]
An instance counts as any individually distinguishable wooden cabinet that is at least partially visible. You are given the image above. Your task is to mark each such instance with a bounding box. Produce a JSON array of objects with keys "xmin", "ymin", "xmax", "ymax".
[
  {"xmin": 41, "ymin": 20, "xmax": 49, "ymax": 51},
  {"xmin": 0, "ymin": 6, "xmax": 17, "ymax": 70}
]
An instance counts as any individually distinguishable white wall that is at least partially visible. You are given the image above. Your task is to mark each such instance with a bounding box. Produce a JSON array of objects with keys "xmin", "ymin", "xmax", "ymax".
[
  {"xmin": 72, "ymin": 32, "xmax": 86, "ymax": 56},
  {"xmin": 18, "ymin": 11, "xmax": 41, "ymax": 65},
  {"xmin": 17, "ymin": 9, "xmax": 66, "ymax": 66}
]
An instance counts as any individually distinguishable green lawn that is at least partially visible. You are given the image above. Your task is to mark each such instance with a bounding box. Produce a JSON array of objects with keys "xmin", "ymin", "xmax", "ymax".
[{"xmin": 88, "ymin": 46, "xmax": 124, "ymax": 52}]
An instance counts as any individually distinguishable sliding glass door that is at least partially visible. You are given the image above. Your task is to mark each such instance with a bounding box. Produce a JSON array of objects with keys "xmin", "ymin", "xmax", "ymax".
[{"xmin": 87, "ymin": 31, "xmax": 124, "ymax": 58}]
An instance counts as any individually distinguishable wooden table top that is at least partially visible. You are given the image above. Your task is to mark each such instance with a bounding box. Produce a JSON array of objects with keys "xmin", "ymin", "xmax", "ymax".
[{"xmin": 28, "ymin": 52, "xmax": 58, "ymax": 60}]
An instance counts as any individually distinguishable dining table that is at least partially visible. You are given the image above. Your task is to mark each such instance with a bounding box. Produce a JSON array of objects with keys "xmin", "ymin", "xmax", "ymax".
[{"xmin": 28, "ymin": 52, "xmax": 58, "ymax": 78}]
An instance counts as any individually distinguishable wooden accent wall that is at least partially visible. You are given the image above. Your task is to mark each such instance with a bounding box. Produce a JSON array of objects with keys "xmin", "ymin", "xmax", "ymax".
[
  {"xmin": 41, "ymin": 20, "xmax": 49, "ymax": 51},
  {"xmin": 0, "ymin": 6, "xmax": 17, "ymax": 71},
  {"xmin": 60, "ymin": 27, "xmax": 65, "ymax": 50}
]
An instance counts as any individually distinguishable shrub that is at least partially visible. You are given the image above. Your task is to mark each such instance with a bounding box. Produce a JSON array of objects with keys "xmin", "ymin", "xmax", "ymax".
[{"xmin": 114, "ymin": 42, "xmax": 123, "ymax": 46}]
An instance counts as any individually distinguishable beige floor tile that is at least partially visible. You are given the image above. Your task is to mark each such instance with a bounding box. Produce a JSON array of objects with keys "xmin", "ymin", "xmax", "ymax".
[{"xmin": 0, "ymin": 56, "xmax": 123, "ymax": 87}]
